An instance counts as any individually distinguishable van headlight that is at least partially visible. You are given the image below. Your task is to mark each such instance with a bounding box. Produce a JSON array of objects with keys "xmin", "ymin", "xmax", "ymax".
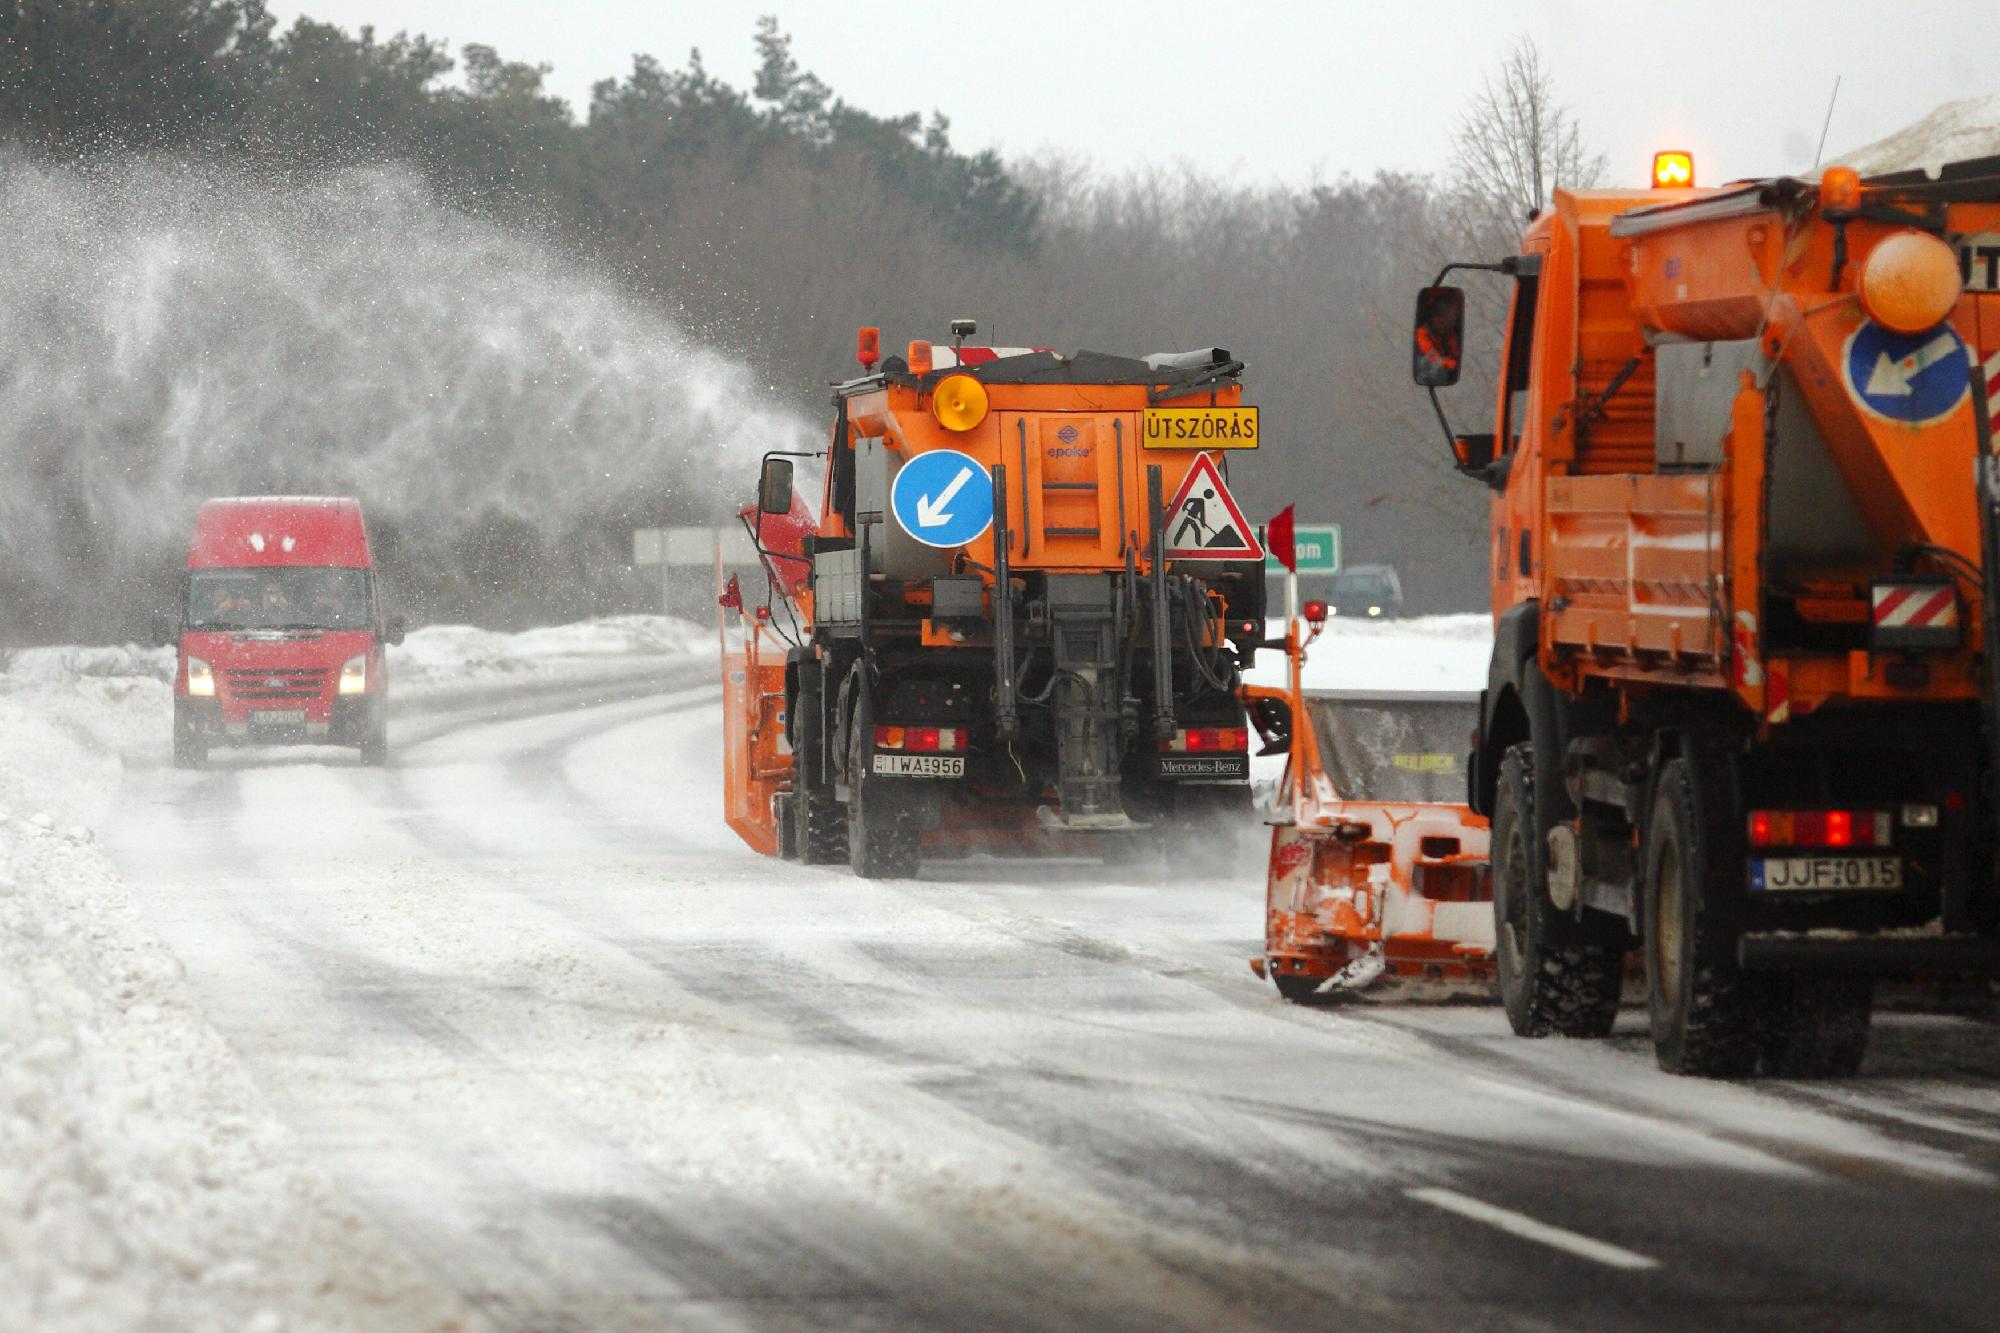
[
  {"xmin": 186, "ymin": 657, "xmax": 215, "ymax": 697},
  {"xmin": 339, "ymin": 654, "xmax": 368, "ymax": 695},
  {"xmin": 1368, "ymin": 605, "xmax": 1383, "ymax": 617}
]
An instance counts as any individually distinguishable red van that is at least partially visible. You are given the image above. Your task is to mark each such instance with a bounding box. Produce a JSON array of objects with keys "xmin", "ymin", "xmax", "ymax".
[{"xmin": 171, "ymin": 497, "xmax": 404, "ymax": 767}]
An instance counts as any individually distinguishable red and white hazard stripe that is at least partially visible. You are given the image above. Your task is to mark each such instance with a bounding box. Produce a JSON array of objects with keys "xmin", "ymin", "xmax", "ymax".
[
  {"xmin": 931, "ymin": 345, "xmax": 1048, "ymax": 368},
  {"xmin": 1986, "ymin": 348, "xmax": 2000, "ymax": 423},
  {"xmin": 1873, "ymin": 582, "xmax": 1959, "ymax": 632}
]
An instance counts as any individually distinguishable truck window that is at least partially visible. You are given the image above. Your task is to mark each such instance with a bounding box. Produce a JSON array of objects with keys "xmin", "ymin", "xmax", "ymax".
[
  {"xmin": 187, "ymin": 567, "xmax": 372, "ymax": 631},
  {"xmin": 1498, "ymin": 274, "xmax": 1541, "ymax": 454},
  {"xmin": 830, "ymin": 422, "xmax": 856, "ymax": 522}
]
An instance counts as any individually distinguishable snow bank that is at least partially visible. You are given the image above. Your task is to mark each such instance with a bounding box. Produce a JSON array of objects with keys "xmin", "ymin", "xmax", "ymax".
[
  {"xmin": 389, "ymin": 613, "xmax": 708, "ymax": 686},
  {"xmin": 0, "ymin": 613, "xmax": 712, "ymax": 1329},
  {"xmin": 1840, "ymin": 95, "xmax": 2000, "ymax": 177},
  {"xmin": 0, "ymin": 702, "xmax": 477, "ymax": 1331},
  {"xmin": 0, "ymin": 614, "xmax": 709, "ymax": 694},
  {"xmin": 1243, "ymin": 613, "xmax": 1490, "ymax": 695}
]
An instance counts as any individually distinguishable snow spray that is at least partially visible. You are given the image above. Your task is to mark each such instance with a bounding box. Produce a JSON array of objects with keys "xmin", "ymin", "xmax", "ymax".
[{"xmin": 0, "ymin": 153, "xmax": 812, "ymax": 640}]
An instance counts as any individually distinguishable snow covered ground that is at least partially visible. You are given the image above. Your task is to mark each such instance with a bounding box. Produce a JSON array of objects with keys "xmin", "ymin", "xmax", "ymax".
[
  {"xmin": 0, "ymin": 615, "xmax": 703, "ymax": 1332},
  {"xmin": 6, "ymin": 611, "xmax": 2000, "ymax": 1330},
  {"xmin": 1242, "ymin": 612, "xmax": 1490, "ymax": 695}
]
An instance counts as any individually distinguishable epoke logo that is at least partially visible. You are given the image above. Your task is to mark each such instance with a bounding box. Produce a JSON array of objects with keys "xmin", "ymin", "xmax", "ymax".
[{"xmin": 1056, "ymin": 425, "xmax": 1079, "ymax": 443}]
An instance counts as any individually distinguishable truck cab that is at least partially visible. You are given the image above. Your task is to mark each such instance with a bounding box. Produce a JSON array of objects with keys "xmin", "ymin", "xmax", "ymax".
[{"xmin": 171, "ymin": 497, "xmax": 403, "ymax": 767}]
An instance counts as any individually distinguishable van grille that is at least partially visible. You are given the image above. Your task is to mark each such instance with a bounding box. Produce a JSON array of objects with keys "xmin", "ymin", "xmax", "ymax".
[{"xmin": 225, "ymin": 667, "xmax": 329, "ymax": 701}]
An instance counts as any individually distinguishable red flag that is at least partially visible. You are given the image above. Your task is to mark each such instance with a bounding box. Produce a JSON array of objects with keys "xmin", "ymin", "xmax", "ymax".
[{"xmin": 1267, "ymin": 504, "xmax": 1297, "ymax": 573}]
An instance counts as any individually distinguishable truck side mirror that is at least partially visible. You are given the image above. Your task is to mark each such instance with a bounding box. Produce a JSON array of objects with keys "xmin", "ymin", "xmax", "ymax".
[
  {"xmin": 758, "ymin": 458, "xmax": 795, "ymax": 515},
  {"xmin": 384, "ymin": 614, "xmax": 407, "ymax": 646},
  {"xmin": 1412, "ymin": 286, "xmax": 1465, "ymax": 388}
]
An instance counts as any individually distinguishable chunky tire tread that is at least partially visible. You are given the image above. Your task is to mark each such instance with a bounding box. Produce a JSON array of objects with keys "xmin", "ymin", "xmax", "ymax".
[
  {"xmin": 1644, "ymin": 754, "xmax": 1761, "ymax": 1078},
  {"xmin": 1493, "ymin": 743, "xmax": 1622, "ymax": 1040},
  {"xmin": 799, "ymin": 786, "xmax": 848, "ymax": 864},
  {"xmin": 793, "ymin": 671, "xmax": 848, "ymax": 865},
  {"xmin": 846, "ymin": 690, "xmax": 920, "ymax": 880}
]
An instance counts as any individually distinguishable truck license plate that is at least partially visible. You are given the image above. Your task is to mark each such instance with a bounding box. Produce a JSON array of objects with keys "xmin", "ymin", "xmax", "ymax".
[
  {"xmin": 251, "ymin": 709, "xmax": 306, "ymax": 725},
  {"xmin": 872, "ymin": 753, "xmax": 964, "ymax": 778},
  {"xmin": 1750, "ymin": 857, "xmax": 1902, "ymax": 891}
]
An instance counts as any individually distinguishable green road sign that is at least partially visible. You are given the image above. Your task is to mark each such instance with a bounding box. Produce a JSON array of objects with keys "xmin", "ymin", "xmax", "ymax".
[{"xmin": 1265, "ymin": 523, "xmax": 1341, "ymax": 574}]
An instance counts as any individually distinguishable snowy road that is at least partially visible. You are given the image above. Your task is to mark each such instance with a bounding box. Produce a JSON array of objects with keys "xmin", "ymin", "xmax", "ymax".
[{"xmin": 107, "ymin": 674, "xmax": 2000, "ymax": 1330}]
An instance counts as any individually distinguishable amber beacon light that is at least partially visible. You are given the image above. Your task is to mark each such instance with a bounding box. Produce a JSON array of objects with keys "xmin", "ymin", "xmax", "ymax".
[
  {"xmin": 1859, "ymin": 230, "xmax": 1964, "ymax": 335},
  {"xmin": 1651, "ymin": 150, "xmax": 1694, "ymax": 189}
]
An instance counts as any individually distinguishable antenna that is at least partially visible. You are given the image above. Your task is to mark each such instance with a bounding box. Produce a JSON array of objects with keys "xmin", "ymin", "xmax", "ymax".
[{"xmin": 1811, "ymin": 74, "xmax": 1843, "ymax": 170}]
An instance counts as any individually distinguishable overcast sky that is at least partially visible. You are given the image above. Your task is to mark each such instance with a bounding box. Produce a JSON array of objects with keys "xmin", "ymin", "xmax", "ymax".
[{"xmin": 269, "ymin": 1, "xmax": 1994, "ymax": 190}]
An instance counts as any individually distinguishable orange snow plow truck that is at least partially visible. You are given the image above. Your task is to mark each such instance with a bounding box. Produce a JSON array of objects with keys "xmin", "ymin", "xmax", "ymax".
[
  {"xmin": 722, "ymin": 324, "xmax": 1267, "ymax": 877},
  {"xmin": 1416, "ymin": 150, "xmax": 2000, "ymax": 1076}
]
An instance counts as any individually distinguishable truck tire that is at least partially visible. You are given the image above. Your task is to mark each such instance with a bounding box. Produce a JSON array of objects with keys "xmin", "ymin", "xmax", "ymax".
[
  {"xmin": 359, "ymin": 715, "xmax": 389, "ymax": 767},
  {"xmin": 846, "ymin": 694, "xmax": 919, "ymax": 879},
  {"xmin": 172, "ymin": 702, "xmax": 207, "ymax": 770},
  {"xmin": 1643, "ymin": 753, "xmax": 1760, "ymax": 1077},
  {"xmin": 1492, "ymin": 744, "xmax": 1622, "ymax": 1039},
  {"xmin": 774, "ymin": 792, "xmax": 800, "ymax": 861},
  {"xmin": 792, "ymin": 670, "xmax": 846, "ymax": 865},
  {"xmin": 1763, "ymin": 977, "xmax": 1872, "ymax": 1078}
]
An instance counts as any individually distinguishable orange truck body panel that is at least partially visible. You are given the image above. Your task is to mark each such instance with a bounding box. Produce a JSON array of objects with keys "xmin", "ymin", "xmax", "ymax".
[
  {"xmin": 1501, "ymin": 181, "xmax": 2000, "ymax": 720},
  {"xmin": 835, "ymin": 378, "xmax": 1246, "ymax": 575}
]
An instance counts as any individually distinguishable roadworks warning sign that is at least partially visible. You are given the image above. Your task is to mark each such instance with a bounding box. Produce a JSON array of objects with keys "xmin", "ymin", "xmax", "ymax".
[{"xmin": 1162, "ymin": 455, "xmax": 1263, "ymax": 560}]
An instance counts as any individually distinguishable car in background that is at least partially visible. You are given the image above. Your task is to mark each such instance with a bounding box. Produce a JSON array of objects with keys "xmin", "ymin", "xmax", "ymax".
[{"xmin": 1327, "ymin": 564, "xmax": 1403, "ymax": 619}]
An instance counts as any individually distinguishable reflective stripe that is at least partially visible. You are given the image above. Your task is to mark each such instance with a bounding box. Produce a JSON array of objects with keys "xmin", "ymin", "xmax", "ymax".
[{"xmin": 1873, "ymin": 585, "xmax": 1958, "ymax": 628}]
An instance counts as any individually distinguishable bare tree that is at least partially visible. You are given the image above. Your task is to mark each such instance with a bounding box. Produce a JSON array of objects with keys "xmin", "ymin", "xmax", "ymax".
[{"xmin": 1446, "ymin": 38, "xmax": 1606, "ymax": 252}]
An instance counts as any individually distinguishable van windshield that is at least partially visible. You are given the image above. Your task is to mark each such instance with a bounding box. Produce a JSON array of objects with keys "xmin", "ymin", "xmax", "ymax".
[{"xmin": 186, "ymin": 568, "xmax": 372, "ymax": 632}]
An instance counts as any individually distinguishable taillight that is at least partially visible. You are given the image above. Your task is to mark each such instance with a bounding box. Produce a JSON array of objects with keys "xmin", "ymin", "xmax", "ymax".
[
  {"xmin": 874, "ymin": 725, "xmax": 964, "ymax": 752},
  {"xmin": 1746, "ymin": 809, "xmax": 1892, "ymax": 849},
  {"xmin": 1160, "ymin": 727, "xmax": 1250, "ymax": 753}
]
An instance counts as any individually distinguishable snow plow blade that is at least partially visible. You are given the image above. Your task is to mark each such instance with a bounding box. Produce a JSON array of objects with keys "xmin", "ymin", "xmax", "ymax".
[
  {"xmin": 719, "ymin": 569, "xmax": 793, "ymax": 859},
  {"xmin": 1247, "ymin": 625, "xmax": 1491, "ymax": 999}
]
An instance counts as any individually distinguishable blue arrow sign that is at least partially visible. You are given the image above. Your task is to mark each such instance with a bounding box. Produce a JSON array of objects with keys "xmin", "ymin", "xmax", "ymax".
[
  {"xmin": 890, "ymin": 449, "xmax": 994, "ymax": 549},
  {"xmin": 1845, "ymin": 322, "xmax": 1971, "ymax": 426}
]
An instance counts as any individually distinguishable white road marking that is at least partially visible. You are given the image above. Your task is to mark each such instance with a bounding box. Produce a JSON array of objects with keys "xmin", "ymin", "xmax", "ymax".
[{"xmin": 1405, "ymin": 1187, "xmax": 1661, "ymax": 1271}]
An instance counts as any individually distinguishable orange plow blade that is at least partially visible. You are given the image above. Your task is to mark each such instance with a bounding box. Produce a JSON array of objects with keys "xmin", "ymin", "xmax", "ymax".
[
  {"xmin": 1249, "ymin": 658, "xmax": 1492, "ymax": 997},
  {"xmin": 720, "ymin": 584, "xmax": 792, "ymax": 859}
]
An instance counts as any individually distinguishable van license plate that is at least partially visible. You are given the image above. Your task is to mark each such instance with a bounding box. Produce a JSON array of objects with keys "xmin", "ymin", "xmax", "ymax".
[
  {"xmin": 1750, "ymin": 857, "xmax": 1901, "ymax": 891},
  {"xmin": 872, "ymin": 754, "xmax": 963, "ymax": 778},
  {"xmin": 252, "ymin": 709, "xmax": 306, "ymax": 725}
]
